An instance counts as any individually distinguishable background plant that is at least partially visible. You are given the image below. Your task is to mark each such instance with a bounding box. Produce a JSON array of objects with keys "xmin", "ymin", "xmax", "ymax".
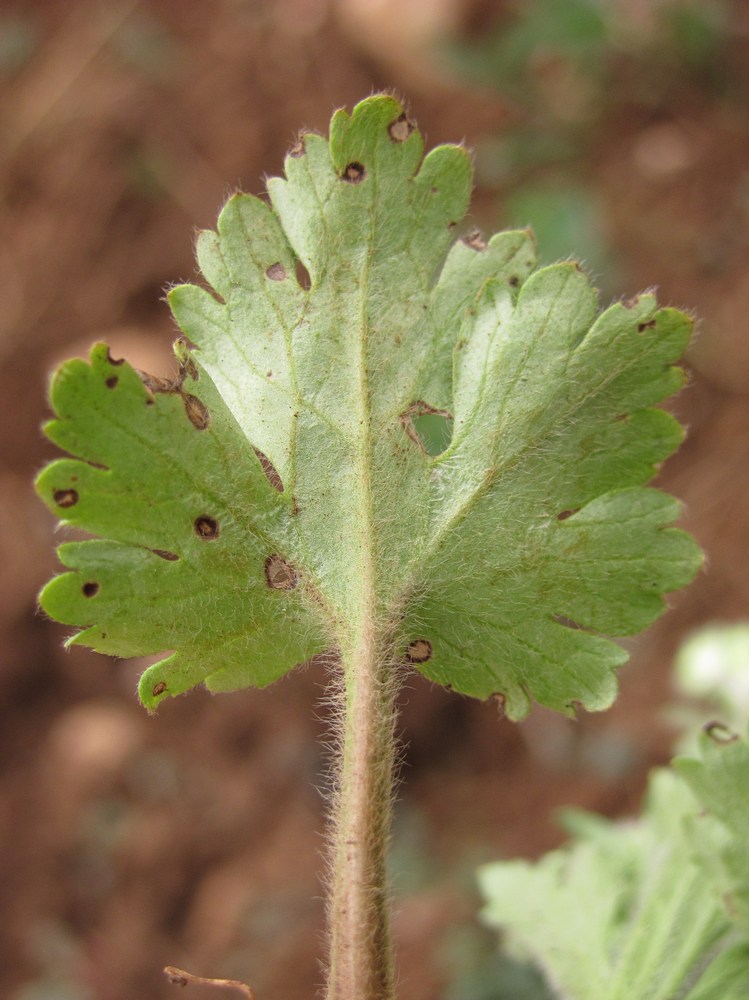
[{"xmin": 480, "ymin": 624, "xmax": 749, "ymax": 999}]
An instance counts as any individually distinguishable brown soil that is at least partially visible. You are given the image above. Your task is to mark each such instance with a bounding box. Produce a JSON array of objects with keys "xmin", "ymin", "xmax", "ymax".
[{"xmin": 2, "ymin": 2, "xmax": 749, "ymax": 999}]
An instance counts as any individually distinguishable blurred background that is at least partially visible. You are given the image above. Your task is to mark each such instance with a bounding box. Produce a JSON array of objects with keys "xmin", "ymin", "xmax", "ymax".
[{"xmin": 1, "ymin": 1, "xmax": 748, "ymax": 998}]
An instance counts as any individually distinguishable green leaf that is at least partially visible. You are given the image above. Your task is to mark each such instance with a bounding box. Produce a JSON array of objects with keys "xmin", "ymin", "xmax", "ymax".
[
  {"xmin": 37, "ymin": 344, "xmax": 326, "ymax": 704},
  {"xmin": 479, "ymin": 759, "xmax": 749, "ymax": 1000},
  {"xmin": 677, "ymin": 726, "xmax": 749, "ymax": 939},
  {"xmin": 37, "ymin": 95, "xmax": 700, "ymax": 716}
]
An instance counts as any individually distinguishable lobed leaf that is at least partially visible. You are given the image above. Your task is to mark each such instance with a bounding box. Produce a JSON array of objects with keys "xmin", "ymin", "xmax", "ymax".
[
  {"xmin": 677, "ymin": 726, "xmax": 749, "ymax": 939},
  {"xmin": 37, "ymin": 95, "xmax": 700, "ymax": 716},
  {"xmin": 479, "ymin": 735, "xmax": 749, "ymax": 1000}
]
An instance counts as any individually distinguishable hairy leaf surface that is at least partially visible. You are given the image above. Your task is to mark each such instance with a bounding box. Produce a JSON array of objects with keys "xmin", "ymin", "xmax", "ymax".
[
  {"xmin": 479, "ymin": 729, "xmax": 749, "ymax": 999},
  {"xmin": 37, "ymin": 95, "xmax": 700, "ymax": 716},
  {"xmin": 677, "ymin": 726, "xmax": 749, "ymax": 939}
]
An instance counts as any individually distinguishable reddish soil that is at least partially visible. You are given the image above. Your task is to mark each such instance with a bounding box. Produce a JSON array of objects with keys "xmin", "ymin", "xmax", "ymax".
[{"xmin": 2, "ymin": 3, "xmax": 748, "ymax": 999}]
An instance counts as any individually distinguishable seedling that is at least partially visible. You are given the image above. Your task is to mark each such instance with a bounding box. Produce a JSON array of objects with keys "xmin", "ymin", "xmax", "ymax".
[{"xmin": 37, "ymin": 95, "xmax": 701, "ymax": 999}]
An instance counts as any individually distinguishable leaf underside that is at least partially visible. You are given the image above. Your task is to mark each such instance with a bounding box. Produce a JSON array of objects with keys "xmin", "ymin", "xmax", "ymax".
[
  {"xmin": 37, "ymin": 95, "xmax": 700, "ymax": 717},
  {"xmin": 479, "ymin": 727, "xmax": 749, "ymax": 1000}
]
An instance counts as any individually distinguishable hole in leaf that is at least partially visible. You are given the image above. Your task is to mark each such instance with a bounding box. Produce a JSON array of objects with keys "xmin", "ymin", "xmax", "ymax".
[
  {"xmin": 106, "ymin": 349, "xmax": 125, "ymax": 366},
  {"xmin": 151, "ymin": 549, "xmax": 179, "ymax": 561},
  {"xmin": 400, "ymin": 402, "xmax": 453, "ymax": 456},
  {"xmin": 105, "ymin": 376, "xmax": 118, "ymax": 389},
  {"xmin": 556, "ymin": 508, "xmax": 579, "ymax": 521},
  {"xmin": 54, "ymin": 488, "xmax": 78, "ymax": 508},
  {"xmin": 264, "ymin": 554, "xmax": 297, "ymax": 590},
  {"xmin": 295, "ymin": 259, "xmax": 311, "ymax": 290},
  {"xmin": 638, "ymin": 319, "xmax": 657, "ymax": 333},
  {"xmin": 412, "ymin": 413, "xmax": 453, "ymax": 456},
  {"xmin": 194, "ymin": 515, "xmax": 220, "ymax": 540},
  {"xmin": 388, "ymin": 113, "xmax": 414, "ymax": 143},
  {"xmin": 406, "ymin": 639, "xmax": 432, "ymax": 663},
  {"xmin": 341, "ymin": 162, "xmax": 365, "ymax": 183},
  {"xmin": 253, "ymin": 448, "xmax": 284, "ymax": 492},
  {"xmin": 508, "ymin": 275, "xmax": 520, "ymax": 288},
  {"xmin": 82, "ymin": 582, "xmax": 99, "ymax": 597},
  {"xmin": 152, "ymin": 681, "xmax": 167, "ymax": 697},
  {"xmin": 182, "ymin": 393, "xmax": 210, "ymax": 430},
  {"xmin": 266, "ymin": 262, "xmax": 287, "ymax": 281}
]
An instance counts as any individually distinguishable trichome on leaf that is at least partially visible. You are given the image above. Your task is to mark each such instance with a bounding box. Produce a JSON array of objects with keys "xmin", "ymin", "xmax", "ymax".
[
  {"xmin": 37, "ymin": 94, "xmax": 699, "ymax": 719},
  {"xmin": 36, "ymin": 94, "xmax": 701, "ymax": 1000}
]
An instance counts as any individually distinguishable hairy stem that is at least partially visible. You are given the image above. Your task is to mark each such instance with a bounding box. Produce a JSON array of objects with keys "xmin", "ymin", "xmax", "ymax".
[{"xmin": 325, "ymin": 623, "xmax": 400, "ymax": 1000}]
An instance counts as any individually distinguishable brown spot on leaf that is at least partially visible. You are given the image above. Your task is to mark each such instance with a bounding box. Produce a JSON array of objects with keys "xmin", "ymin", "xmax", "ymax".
[
  {"xmin": 264, "ymin": 554, "xmax": 297, "ymax": 590},
  {"xmin": 82, "ymin": 581, "xmax": 99, "ymax": 597},
  {"xmin": 179, "ymin": 351, "xmax": 199, "ymax": 382},
  {"xmin": 289, "ymin": 136, "xmax": 306, "ymax": 158},
  {"xmin": 463, "ymin": 230, "xmax": 487, "ymax": 251},
  {"xmin": 638, "ymin": 319, "xmax": 657, "ymax": 333},
  {"xmin": 152, "ymin": 681, "xmax": 167, "ymax": 697},
  {"xmin": 105, "ymin": 375, "xmax": 118, "ymax": 389},
  {"xmin": 406, "ymin": 639, "xmax": 432, "ymax": 663},
  {"xmin": 151, "ymin": 549, "xmax": 179, "ymax": 561},
  {"xmin": 388, "ymin": 112, "xmax": 414, "ymax": 142},
  {"xmin": 508, "ymin": 275, "xmax": 520, "ymax": 288},
  {"xmin": 556, "ymin": 508, "xmax": 579, "ymax": 521},
  {"xmin": 138, "ymin": 370, "xmax": 177, "ymax": 394},
  {"xmin": 704, "ymin": 720, "xmax": 738, "ymax": 744},
  {"xmin": 553, "ymin": 613, "xmax": 585, "ymax": 630},
  {"xmin": 182, "ymin": 393, "xmax": 210, "ymax": 430},
  {"xmin": 494, "ymin": 693, "xmax": 507, "ymax": 717},
  {"xmin": 295, "ymin": 259, "xmax": 311, "ymax": 290},
  {"xmin": 266, "ymin": 262, "xmax": 287, "ymax": 281},
  {"xmin": 194, "ymin": 516, "xmax": 220, "ymax": 540},
  {"xmin": 54, "ymin": 488, "xmax": 78, "ymax": 508},
  {"xmin": 341, "ymin": 162, "xmax": 365, "ymax": 183},
  {"xmin": 254, "ymin": 448, "xmax": 284, "ymax": 492}
]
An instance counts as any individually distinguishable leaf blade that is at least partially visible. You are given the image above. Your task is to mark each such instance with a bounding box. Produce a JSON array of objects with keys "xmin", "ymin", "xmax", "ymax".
[{"xmin": 37, "ymin": 95, "xmax": 699, "ymax": 714}]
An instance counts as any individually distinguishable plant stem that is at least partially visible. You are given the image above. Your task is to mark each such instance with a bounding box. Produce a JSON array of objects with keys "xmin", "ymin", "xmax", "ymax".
[{"xmin": 325, "ymin": 623, "xmax": 399, "ymax": 1000}]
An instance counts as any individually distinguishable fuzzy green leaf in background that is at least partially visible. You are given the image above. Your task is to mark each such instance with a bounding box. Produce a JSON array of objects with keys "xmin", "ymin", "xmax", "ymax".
[
  {"xmin": 37, "ymin": 94, "xmax": 700, "ymax": 717},
  {"xmin": 479, "ymin": 726, "xmax": 749, "ymax": 1000}
]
